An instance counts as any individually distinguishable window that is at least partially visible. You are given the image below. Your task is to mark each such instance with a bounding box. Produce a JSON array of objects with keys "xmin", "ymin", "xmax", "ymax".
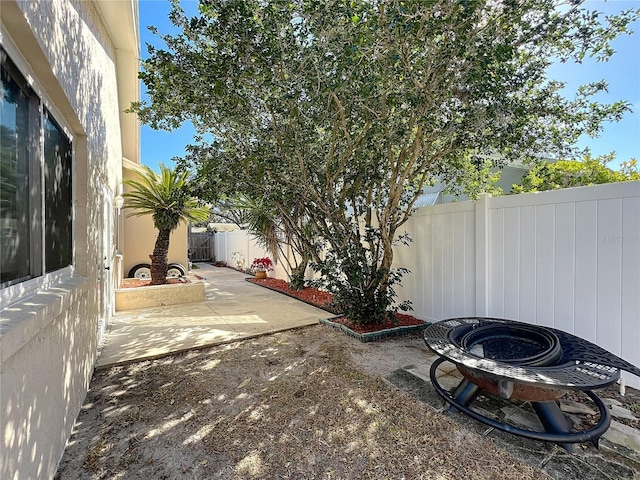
[
  {"xmin": 44, "ymin": 112, "xmax": 73, "ymax": 272},
  {"xmin": 1, "ymin": 47, "xmax": 73, "ymax": 288}
]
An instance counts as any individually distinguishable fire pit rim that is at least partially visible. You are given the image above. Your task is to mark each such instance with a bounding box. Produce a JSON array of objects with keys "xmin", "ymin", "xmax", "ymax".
[{"xmin": 424, "ymin": 317, "xmax": 622, "ymax": 391}]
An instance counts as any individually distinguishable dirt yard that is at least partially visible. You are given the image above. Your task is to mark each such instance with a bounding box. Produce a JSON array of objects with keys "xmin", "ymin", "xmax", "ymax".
[{"xmin": 55, "ymin": 326, "xmax": 551, "ymax": 480}]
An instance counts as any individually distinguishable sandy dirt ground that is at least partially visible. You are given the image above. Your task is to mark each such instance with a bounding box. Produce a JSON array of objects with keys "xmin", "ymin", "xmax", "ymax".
[{"xmin": 55, "ymin": 326, "xmax": 553, "ymax": 480}]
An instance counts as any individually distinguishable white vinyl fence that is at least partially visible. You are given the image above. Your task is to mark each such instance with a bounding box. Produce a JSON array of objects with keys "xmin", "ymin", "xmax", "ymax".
[
  {"xmin": 214, "ymin": 229, "xmax": 289, "ymax": 279},
  {"xmin": 216, "ymin": 181, "xmax": 640, "ymax": 387},
  {"xmin": 396, "ymin": 181, "xmax": 640, "ymax": 387}
]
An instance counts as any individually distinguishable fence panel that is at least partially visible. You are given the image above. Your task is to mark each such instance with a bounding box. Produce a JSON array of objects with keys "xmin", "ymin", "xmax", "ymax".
[
  {"xmin": 402, "ymin": 181, "xmax": 640, "ymax": 388},
  {"xmin": 214, "ymin": 230, "xmax": 289, "ymax": 278},
  {"xmin": 188, "ymin": 232, "xmax": 215, "ymax": 261},
  {"xmin": 395, "ymin": 203, "xmax": 477, "ymax": 323},
  {"xmin": 212, "ymin": 182, "xmax": 640, "ymax": 387}
]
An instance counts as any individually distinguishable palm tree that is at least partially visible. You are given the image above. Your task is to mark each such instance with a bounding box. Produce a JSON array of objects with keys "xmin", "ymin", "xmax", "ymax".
[
  {"xmin": 231, "ymin": 194, "xmax": 319, "ymax": 290},
  {"xmin": 123, "ymin": 164, "xmax": 209, "ymax": 285}
]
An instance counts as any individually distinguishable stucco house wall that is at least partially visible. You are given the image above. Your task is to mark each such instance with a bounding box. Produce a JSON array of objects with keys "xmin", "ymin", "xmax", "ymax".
[{"xmin": 0, "ymin": 1, "xmax": 138, "ymax": 478}]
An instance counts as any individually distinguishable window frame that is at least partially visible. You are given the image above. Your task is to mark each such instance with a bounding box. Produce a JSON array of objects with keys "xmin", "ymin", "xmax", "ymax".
[{"xmin": 1, "ymin": 40, "xmax": 75, "ymax": 307}]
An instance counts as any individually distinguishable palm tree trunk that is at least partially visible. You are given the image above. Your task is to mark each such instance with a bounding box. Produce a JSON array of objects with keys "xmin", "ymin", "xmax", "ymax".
[{"xmin": 150, "ymin": 228, "xmax": 171, "ymax": 285}]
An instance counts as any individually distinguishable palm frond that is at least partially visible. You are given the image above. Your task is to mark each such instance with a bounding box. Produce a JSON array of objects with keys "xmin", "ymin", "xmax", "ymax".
[{"xmin": 123, "ymin": 164, "xmax": 209, "ymax": 231}]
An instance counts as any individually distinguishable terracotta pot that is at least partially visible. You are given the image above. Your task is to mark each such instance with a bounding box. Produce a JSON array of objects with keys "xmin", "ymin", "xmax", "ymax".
[{"xmin": 255, "ymin": 270, "xmax": 267, "ymax": 279}]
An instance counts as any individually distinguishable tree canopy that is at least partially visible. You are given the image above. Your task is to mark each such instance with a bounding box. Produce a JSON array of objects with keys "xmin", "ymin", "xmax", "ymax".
[
  {"xmin": 512, "ymin": 154, "xmax": 640, "ymax": 193},
  {"xmin": 133, "ymin": 0, "xmax": 638, "ymax": 322}
]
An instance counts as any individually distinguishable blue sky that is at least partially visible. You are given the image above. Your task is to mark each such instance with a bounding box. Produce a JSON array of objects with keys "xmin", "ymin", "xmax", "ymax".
[{"xmin": 138, "ymin": 0, "xmax": 640, "ymax": 172}]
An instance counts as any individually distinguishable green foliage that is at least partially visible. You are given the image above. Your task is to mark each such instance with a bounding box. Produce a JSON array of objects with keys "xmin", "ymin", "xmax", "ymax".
[
  {"xmin": 133, "ymin": 0, "xmax": 638, "ymax": 320},
  {"xmin": 512, "ymin": 154, "xmax": 640, "ymax": 193},
  {"xmin": 287, "ymin": 265, "xmax": 307, "ymax": 292},
  {"xmin": 123, "ymin": 164, "xmax": 209, "ymax": 284},
  {"xmin": 443, "ymin": 155, "xmax": 505, "ymax": 199},
  {"xmin": 207, "ymin": 195, "xmax": 251, "ymax": 228},
  {"xmin": 123, "ymin": 164, "xmax": 209, "ymax": 232},
  {"xmin": 229, "ymin": 194, "xmax": 318, "ymax": 291},
  {"xmin": 314, "ymin": 238, "xmax": 412, "ymax": 324},
  {"xmin": 619, "ymin": 159, "xmax": 640, "ymax": 179}
]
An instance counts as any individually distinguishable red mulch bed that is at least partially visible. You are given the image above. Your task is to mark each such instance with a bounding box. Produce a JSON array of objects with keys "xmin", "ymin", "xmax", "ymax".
[
  {"xmin": 248, "ymin": 277, "xmax": 424, "ymax": 334},
  {"xmin": 119, "ymin": 278, "xmax": 190, "ymax": 289},
  {"xmin": 327, "ymin": 312, "xmax": 425, "ymax": 334},
  {"xmin": 249, "ymin": 277, "xmax": 334, "ymax": 310}
]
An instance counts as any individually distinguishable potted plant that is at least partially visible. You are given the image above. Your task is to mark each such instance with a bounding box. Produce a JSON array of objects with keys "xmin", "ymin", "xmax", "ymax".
[{"xmin": 251, "ymin": 257, "xmax": 274, "ymax": 279}]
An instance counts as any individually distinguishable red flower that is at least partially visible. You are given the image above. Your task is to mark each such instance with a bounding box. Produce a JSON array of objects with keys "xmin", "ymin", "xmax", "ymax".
[{"xmin": 250, "ymin": 257, "xmax": 274, "ymax": 271}]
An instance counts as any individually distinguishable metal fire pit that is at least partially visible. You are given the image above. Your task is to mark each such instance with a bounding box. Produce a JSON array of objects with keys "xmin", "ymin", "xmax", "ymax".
[{"xmin": 424, "ymin": 317, "xmax": 640, "ymax": 450}]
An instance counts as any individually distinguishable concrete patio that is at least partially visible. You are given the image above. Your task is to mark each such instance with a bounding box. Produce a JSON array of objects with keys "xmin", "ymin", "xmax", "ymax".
[{"xmin": 97, "ymin": 264, "xmax": 330, "ymax": 369}]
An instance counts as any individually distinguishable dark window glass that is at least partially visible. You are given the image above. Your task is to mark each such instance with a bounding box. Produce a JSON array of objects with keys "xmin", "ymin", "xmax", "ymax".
[
  {"xmin": 1, "ymin": 50, "xmax": 31, "ymax": 285},
  {"xmin": 44, "ymin": 112, "xmax": 72, "ymax": 272},
  {"xmin": 1, "ymin": 47, "xmax": 72, "ymax": 287}
]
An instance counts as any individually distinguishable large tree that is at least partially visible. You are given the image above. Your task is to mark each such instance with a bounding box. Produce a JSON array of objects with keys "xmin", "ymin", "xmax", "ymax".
[{"xmin": 133, "ymin": 0, "xmax": 638, "ymax": 323}]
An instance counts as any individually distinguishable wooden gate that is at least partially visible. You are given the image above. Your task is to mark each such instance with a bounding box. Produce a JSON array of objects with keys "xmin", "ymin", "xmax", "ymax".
[{"xmin": 188, "ymin": 231, "xmax": 215, "ymax": 262}]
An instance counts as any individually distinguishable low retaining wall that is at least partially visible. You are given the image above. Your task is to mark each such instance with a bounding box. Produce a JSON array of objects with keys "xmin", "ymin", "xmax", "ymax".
[{"xmin": 115, "ymin": 277, "xmax": 205, "ymax": 311}]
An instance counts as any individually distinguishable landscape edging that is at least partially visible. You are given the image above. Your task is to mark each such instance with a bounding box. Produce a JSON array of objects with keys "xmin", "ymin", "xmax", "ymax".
[
  {"xmin": 245, "ymin": 277, "xmax": 429, "ymax": 342},
  {"xmin": 319, "ymin": 316, "xmax": 430, "ymax": 343}
]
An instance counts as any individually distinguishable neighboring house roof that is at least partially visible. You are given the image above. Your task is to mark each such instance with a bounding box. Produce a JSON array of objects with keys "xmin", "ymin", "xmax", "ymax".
[
  {"xmin": 414, "ymin": 163, "xmax": 531, "ymax": 205},
  {"xmin": 414, "ymin": 191, "xmax": 442, "ymax": 208}
]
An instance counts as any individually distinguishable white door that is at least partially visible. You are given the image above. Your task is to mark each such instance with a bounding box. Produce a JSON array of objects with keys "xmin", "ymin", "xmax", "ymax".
[{"xmin": 98, "ymin": 188, "xmax": 114, "ymax": 342}]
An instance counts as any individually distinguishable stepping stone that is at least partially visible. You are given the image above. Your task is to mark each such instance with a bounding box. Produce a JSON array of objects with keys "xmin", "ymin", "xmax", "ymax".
[
  {"xmin": 608, "ymin": 404, "xmax": 638, "ymax": 421},
  {"xmin": 558, "ymin": 399, "xmax": 597, "ymax": 416},
  {"xmin": 404, "ymin": 361, "xmax": 463, "ymax": 392},
  {"xmin": 500, "ymin": 405, "xmax": 543, "ymax": 431},
  {"xmin": 600, "ymin": 420, "xmax": 640, "ymax": 470},
  {"xmin": 602, "ymin": 420, "xmax": 640, "ymax": 453}
]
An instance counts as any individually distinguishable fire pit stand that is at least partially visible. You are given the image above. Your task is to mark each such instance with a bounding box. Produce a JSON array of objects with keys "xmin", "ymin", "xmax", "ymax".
[{"xmin": 424, "ymin": 317, "xmax": 640, "ymax": 450}]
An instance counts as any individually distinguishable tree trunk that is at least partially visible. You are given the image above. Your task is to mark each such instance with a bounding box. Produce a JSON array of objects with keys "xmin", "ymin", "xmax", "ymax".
[
  {"xmin": 288, "ymin": 258, "xmax": 308, "ymax": 291},
  {"xmin": 150, "ymin": 228, "xmax": 171, "ymax": 285}
]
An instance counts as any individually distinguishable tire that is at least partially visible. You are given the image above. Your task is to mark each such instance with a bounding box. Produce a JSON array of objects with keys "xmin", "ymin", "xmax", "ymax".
[
  {"xmin": 167, "ymin": 263, "xmax": 186, "ymax": 278},
  {"xmin": 129, "ymin": 263, "xmax": 152, "ymax": 279}
]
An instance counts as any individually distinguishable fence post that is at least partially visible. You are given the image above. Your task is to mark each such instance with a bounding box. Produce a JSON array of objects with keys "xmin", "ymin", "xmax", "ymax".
[{"xmin": 475, "ymin": 194, "xmax": 490, "ymax": 316}]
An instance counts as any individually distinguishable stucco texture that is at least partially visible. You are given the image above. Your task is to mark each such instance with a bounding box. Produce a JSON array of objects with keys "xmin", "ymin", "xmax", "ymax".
[
  {"xmin": 0, "ymin": 1, "xmax": 133, "ymax": 478},
  {"xmin": 115, "ymin": 278, "xmax": 205, "ymax": 311}
]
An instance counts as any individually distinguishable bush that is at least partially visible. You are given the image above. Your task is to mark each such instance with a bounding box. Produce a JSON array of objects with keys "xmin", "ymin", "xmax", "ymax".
[{"xmin": 313, "ymin": 243, "xmax": 411, "ymax": 325}]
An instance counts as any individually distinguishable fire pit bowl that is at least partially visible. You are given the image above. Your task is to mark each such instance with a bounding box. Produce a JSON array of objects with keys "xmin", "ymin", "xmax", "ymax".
[
  {"xmin": 450, "ymin": 323, "xmax": 562, "ymax": 366},
  {"xmin": 424, "ymin": 317, "xmax": 640, "ymax": 450},
  {"xmin": 449, "ymin": 322, "xmax": 565, "ymax": 402}
]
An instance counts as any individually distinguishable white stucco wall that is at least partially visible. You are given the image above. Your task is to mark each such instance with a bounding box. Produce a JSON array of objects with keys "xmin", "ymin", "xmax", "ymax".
[{"xmin": 0, "ymin": 1, "xmax": 135, "ymax": 478}]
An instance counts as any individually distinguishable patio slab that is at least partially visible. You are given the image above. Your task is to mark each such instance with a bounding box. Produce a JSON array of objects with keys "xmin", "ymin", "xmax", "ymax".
[{"xmin": 96, "ymin": 264, "xmax": 330, "ymax": 369}]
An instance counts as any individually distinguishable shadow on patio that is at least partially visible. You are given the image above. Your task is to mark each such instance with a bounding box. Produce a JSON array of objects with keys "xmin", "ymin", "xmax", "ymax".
[{"xmin": 97, "ymin": 264, "xmax": 331, "ymax": 369}]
